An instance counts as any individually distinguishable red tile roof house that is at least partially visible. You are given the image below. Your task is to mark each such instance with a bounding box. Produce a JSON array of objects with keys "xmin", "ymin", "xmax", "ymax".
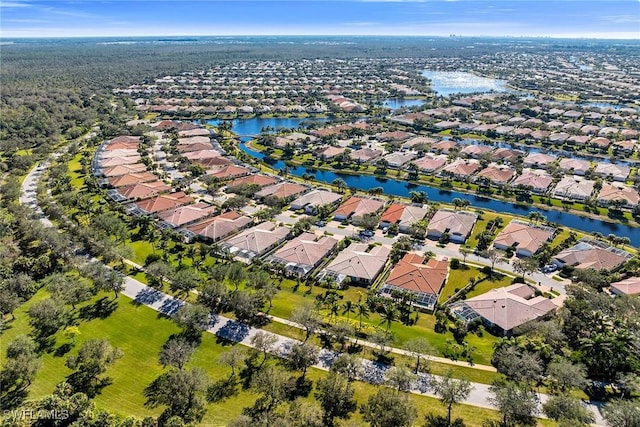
[
  {"xmin": 319, "ymin": 243, "xmax": 390, "ymax": 286},
  {"xmin": 114, "ymin": 181, "xmax": 170, "ymax": 202},
  {"xmin": 594, "ymin": 163, "xmax": 631, "ymax": 182},
  {"xmin": 379, "ymin": 204, "xmax": 429, "ymax": 233},
  {"xmin": 178, "ymin": 128, "xmax": 211, "ymax": 137},
  {"xmin": 107, "ymin": 135, "xmax": 141, "ymax": 146},
  {"xmin": 187, "ymin": 211, "xmax": 252, "ymax": 242},
  {"xmin": 493, "ymin": 220, "xmax": 556, "ymax": 257},
  {"xmin": 157, "ymin": 202, "xmax": 217, "ymax": 228},
  {"xmin": 510, "ymin": 169, "xmax": 554, "ymax": 194},
  {"xmin": 182, "ymin": 150, "xmax": 223, "ymax": 161},
  {"xmin": 475, "ymin": 164, "xmax": 516, "ymax": 186},
  {"xmin": 333, "ymin": 196, "xmax": 385, "ymax": 225},
  {"xmin": 177, "ymin": 136, "xmax": 211, "ymax": 145},
  {"xmin": 411, "ymin": 154, "xmax": 448, "ymax": 173},
  {"xmin": 492, "ymin": 148, "xmax": 523, "ymax": 163},
  {"xmin": 101, "ymin": 163, "xmax": 147, "ymax": 177},
  {"xmin": 349, "ymin": 147, "xmax": 383, "ymax": 163},
  {"xmin": 229, "ymin": 174, "xmax": 279, "ymax": 189},
  {"xmin": 379, "ymin": 253, "xmax": 448, "ymax": 311},
  {"xmin": 206, "ymin": 164, "xmax": 251, "ymax": 181},
  {"xmin": 441, "ymin": 159, "xmax": 481, "ymax": 180},
  {"xmin": 135, "ymin": 192, "xmax": 195, "ymax": 214},
  {"xmin": 460, "ymin": 144, "xmax": 493, "ymax": 159},
  {"xmin": 552, "ymin": 177, "xmax": 596, "ymax": 202},
  {"xmin": 104, "ymin": 141, "xmax": 140, "ymax": 151},
  {"xmin": 402, "ymin": 136, "xmax": 437, "ymax": 150},
  {"xmin": 221, "ymin": 221, "xmax": 290, "ymax": 262},
  {"xmin": 177, "ymin": 142, "xmax": 215, "ymax": 153},
  {"xmin": 451, "ymin": 283, "xmax": 559, "ymax": 336},
  {"xmin": 100, "ymin": 148, "xmax": 141, "ymax": 159},
  {"xmin": 596, "ymin": 183, "xmax": 640, "ymax": 209},
  {"xmin": 315, "ymin": 145, "xmax": 346, "ymax": 160},
  {"xmin": 289, "ymin": 189, "xmax": 343, "ymax": 214},
  {"xmin": 558, "ymin": 158, "xmax": 591, "ymax": 176},
  {"xmin": 269, "ymin": 232, "xmax": 338, "ymax": 277},
  {"xmin": 522, "ymin": 152, "xmax": 556, "ymax": 169},
  {"xmin": 193, "ymin": 156, "xmax": 233, "ymax": 169},
  {"xmin": 553, "ymin": 240, "xmax": 632, "ymax": 271},
  {"xmin": 107, "ymin": 172, "xmax": 159, "ymax": 188},
  {"xmin": 426, "ymin": 209, "xmax": 478, "ymax": 244},
  {"xmin": 100, "ymin": 155, "xmax": 142, "ymax": 168},
  {"xmin": 610, "ymin": 277, "xmax": 640, "ymax": 296},
  {"xmin": 255, "ymin": 182, "xmax": 308, "ymax": 202},
  {"xmin": 383, "ymin": 151, "xmax": 416, "ymax": 168},
  {"xmin": 431, "ymin": 140, "xmax": 458, "ymax": 154}
]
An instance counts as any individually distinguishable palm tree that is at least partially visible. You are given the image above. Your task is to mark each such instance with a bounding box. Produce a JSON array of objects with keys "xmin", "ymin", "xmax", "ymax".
[
  {"xmin": 342, "ymin": 300, "xmax": 355, "ymax": 320},
  {"xmin": 356, "ymin": 300, "xmax": 370, "ymax": 329},
  {"xmin": 379, "ymin": 303, "xmax": 398, "ymax": 331}
]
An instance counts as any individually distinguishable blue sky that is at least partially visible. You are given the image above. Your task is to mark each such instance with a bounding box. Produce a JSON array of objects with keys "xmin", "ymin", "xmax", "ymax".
[{"xmin": 1, "ymin": 1, "xmax": 638, "ymax": 39}]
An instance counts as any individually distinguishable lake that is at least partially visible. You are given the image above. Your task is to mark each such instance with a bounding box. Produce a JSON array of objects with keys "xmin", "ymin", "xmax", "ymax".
[
  {"xmin": 207, "ymin": 117, "xmax": 329, "ymax": 141},
  {"xmin": 238, "ymin": 141, "xmax": 640, "ymax": 247},
  {"xmin": 383, "ymin": 98, "xmax": 425, "ymax": 110},
  {"xmin": 422, "ymin": 70, "xmax": 509, "ymax": 97}
]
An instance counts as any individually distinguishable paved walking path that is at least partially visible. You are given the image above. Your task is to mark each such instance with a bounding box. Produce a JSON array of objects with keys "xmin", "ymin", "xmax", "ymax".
[{"xmin": 19, "ymin": 151, "xmax": 605, "ymax": 426}]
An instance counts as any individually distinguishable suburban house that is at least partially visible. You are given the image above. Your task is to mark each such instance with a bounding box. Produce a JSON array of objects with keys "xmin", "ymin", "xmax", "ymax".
[
  {"xmin": 182, "ymin": 149, "xmax": 223, "ymax": 161},
  {"xmin": 206, "ymin": 164, "xmax": 251, "ymax": 180},
  {"xmin": 350, "ymin": 147, "xmax": 383, "ymax": 163},
  {"xmin": 558, "ymin": 158, "xmax": 591, "ymax": 176},
  {"xmin": 451, "ymin": 283, "xmax": 559, "ymax": 335},
  {"xmin": 107, "ymin": 172, "xmax": 158, "ymax": 188},
  {"xmin": 475, "ymin": 163, "xmax": 515, "ymax": 186},
  {"xmin": 229, "ymin": 174, "xmax": 279, "ymax": 189},
  {"xmin": 594, "ymin": 163, "xmax": 631, "ymax": 182},
  {"xmin": 609, "ymin": 277, "xmax": 640, "ymax": 296},
  {"xmin": 319, "ymin": 243, "xmax": 390, "ymax": 286},
  {"xmin": 100, "ymin": 155, "xmax": 142, "ymax": 168},
  {"xmin": 187, "ymin": 211, "xmax": 252, "ymax": 242},
  {"xmin": 269, "ymin": 232, "xmax": 338, "ymax": 277},
  {"xmin": 315, "ymin": 145, "xmax": 346, "ymax": 160},
  {"xmin": 523, "ymin": 152, "xmax": 556, "ymax": 169},
  {"xmin": 379, "ymin": 203, "xmax": 429, "ymax": 233},
  {"xmin": 135, "ymin": 192, "xmax": 194, "ymax": 214},
  {"xmin": 157, "ymin": 202, "xmax": 217, "ymax": 228},
  {"xmin": 112, "ymin": 181, "xmax": 170, "ymax": 202},
  {"xmin": 193, "ymin": 156, "xmax": 233, "ymax": 169},
  {"xmin": 383, "ymin": 151, "xmax": 416, "ymax": 168},
  {"xmin": 221, "ymin": 222, "xmax": 290, "ymax": 262},
  {"xmin": 553, "ymin": 240, "xmax": 632, "ymax": 271},
  {"xmin": 411, "ymin": 154, "xmax": 448, "ymax": 173},
  {"xmin": 431, "ymin": 140, "xmax": 458, "ymax": 154},
  {"xmin": 255, "ymin": 182, "xmax": 308, "ymax": 201},
  {"xmin": 493, "ymin": 220, "xmax": 555, "ymax": 257},
  {"xmin": 441, "ymin": 159, "xmax": 481, "ymax": 179},
  {"xmin": 333, "ymin": 196, "xmax": 385, "ymax": 225},
  {"xmin": 460, "ymin": 144, "xmax": 493, "ymax": 159},
  {"xmin": 426, "ymin": 209, "xmax": 478, "ymax": 243},
  {"xmin": 552, "ymin": 177, "xmax": 596, "ymax": 201},
  {"xmin": 378, "ymin": 253, "xmax": 448, "ymax": 311},
  {"xmin": 101, "ymin": 163, "xmax": 147, "ymax": 177},
  {"xmin": 289, "ymin": 189, "xmax": 342, "ymax": 214},
  {"xmin": 511, "ymin": 169, "xmax": 554, "ymax": 194},
  {"xmin": 596, "ymin": 183, "xmax": 640, "ymax": 208},
  {"xmin": 101, "ymin": 148, "xmax": 140, "ymax": 159}
]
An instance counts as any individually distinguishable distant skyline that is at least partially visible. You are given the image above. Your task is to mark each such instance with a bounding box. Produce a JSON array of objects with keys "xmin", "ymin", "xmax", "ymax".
[{"xmin": 1, "ymin": 0, "xmax": 639, "ymax": 39}]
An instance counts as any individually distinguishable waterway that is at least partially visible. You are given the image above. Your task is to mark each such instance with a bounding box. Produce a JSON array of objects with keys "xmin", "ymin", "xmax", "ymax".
[
  {"xmin": 383, "ymin": 98, "xmax": 425, "ymax": 110},
  {"xmin": 207, "ymin": 117, "xmax": 329, "ymax": 139},
  {"xmin": 238, "ymin": 141, "xmax": 640, "ymax": 247},
  {"xmin": 422, "ymin": 70, "xmax": 510, "ymax": 97}
]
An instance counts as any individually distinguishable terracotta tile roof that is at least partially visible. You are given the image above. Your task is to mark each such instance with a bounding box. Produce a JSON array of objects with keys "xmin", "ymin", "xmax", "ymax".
[
  {"xmin": 386, "ymin": 254, "xmax": 448, "ymax": 295},
  {"xmin": 271, "ymin": 233, "xmax": 338, "ymax": 268},
  {"xmin": 493, "ymin": 220, "xmax": 555, "ymax": 255},
  {"xmin": 100, "ymin": 156, "xmax": 142, "ymax": 167},
  {"xmin": 380, "ymin": 204, "xmax": 405, "ymax": 225},
  {"xmin": 222, "ymin": 222, "xmax": 290, "ymax": 257},
  {"xmin": 182, "ymin": 150, "xmax": 223, "ymax": 160},
  {"xmin": 177, "ymin": 142, "xmax": 214, "ymax": 153},
  {"xmin": 157, "ymin": 202, "xmax": 217, "ymax": 227},
  {"xmin": 325, "ymin": 243, "xmax": 390, "ymax": 282},
  {"xmin": 255, "ymin": 182, "xmax": 308, "ymax": 200},
  {"xmin": 597, "ymin": 183, "xmax": 640, "ymax": 206},
  {"xmin": 117, "ymin": 181, "xmax": 170, "ymax": 200},
  {"xmin": 290, "ymin": 190, "xmax": 342, "ymax": 210},
  {"xmin": 102, "ymin": 163, "xmax": 147, "ymax": 177},
  {"xmin": 427, "ymin": 209, "xmax": 477, "ymax": 238},
  {"xmin": 135, "ymin": 192, "xmax": 194, "ymax": 213},
  {"xmin": 107, "ymin": 172, "xmax": 159, "ymax": 188},
  {"xmin": 334, "ymin": 196, "xmax": 384, "ymax": 219},
  {"xmin": 476, "ymin": 164, "xmax": 515, "ymax": 184},
  {"xmin": 206, "ymin": 164, "xmax": 251, "ymax": 180},
  {"xmin": 101, "ymin": 149, "xmax": 140, "ymax": 159},
  {"xmin": 511, "ymin": 169, "xmax": 553, "ymax": 191},
  {"xmin": 187, "ymin": 211, "xmax": 252, "ymax": 241},
  {"xmin": 193, "ymin": 156, "xmax": 233, "ymax": 168},
  {"xmin": 105, "ymin": 141, "xmax": 139, "ymax": 151},
  {"xmin": 412, "ymin": 154, "xmax": 447, "ymax": 172},
  {"xmin": 230, "ymin": 174, "xmax": 279, "ymax": 188},
  {"xmin": 178, "ymin": 136, "xmax": 211, "ymax": 145},
  {"xmin": 107, "ymin": 135, "xmax": 141, "ymax": 146},
  {"xmin": 555, "ymin": 241, "xmax": 630, "ymax": 271},
  {"xmin": 610, "ymin": 277, "xmax": 640, "ymax": 296}
]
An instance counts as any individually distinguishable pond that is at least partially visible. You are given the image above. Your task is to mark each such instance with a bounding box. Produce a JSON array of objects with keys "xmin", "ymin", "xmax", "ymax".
[
  {"xmin": 383, "ymin": 98, "xmax": 425, "ymax": 110},
  {"xmin": 238, "ymin": 141, "xmax": 640, "ymax": 247},
  {"xmin": 422, "ymin": 70, "xmax": 510, "ymax": 97},
  {"xmin": 207, "ymin": 117, "xmax": 329, "ymax": 141}
]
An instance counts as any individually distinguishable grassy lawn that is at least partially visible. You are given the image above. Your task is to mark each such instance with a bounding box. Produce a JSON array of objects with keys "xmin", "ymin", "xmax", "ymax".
[
  {"xmin": 1, "ymin": 287, "xmax": 549, "ymax": 427},
  {"xmin": 467, "ymin": 211, "xmax": 511, "ymax": 249},
  {"xmin": 67, "ymin": 152, "xmax": 86, "ymax": 190}
]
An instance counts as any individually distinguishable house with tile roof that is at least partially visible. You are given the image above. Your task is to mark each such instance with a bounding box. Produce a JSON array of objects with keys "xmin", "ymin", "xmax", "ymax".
[
  {"xmin": 206, "ymin": 164, "xmax": 251, "ymax": 180},
  {"xmin": 558, "ymin": 158, "xmax": 591, "ymax": 176},
  {"xmin": 441, "ymin": 159, "xmax": 481, "ymax": 179},
  {"xmin": 101, "ymin": 163, "xmax": 148, "ymax": 178},
  {"xmin": 511, "ymin": 169, "xmax": 554, "ymax": 194},
  {"xmin": 229, "ymin": 174, "xmax": 279, "ymax": 189},
  {"xmin": 113, "ymin": 181, "xmax": 170, "ymax": 202},
  {"xmin": 192, "ymin": 156, "xmax": 233, "ymax": 169},
  {"xmin": 107, "ymin": 135, "xmax": 141, "ymax": 146},
  {"xmin": 222, "ymin": 222, "xmax": 290, "ymax": 262},
  {"xmin": 427, "ymin": 209, "xmax": 477, "ymax": 243},
  {"xmin": 255, "ymin": 182, "xmax": 308, "ymax": 201},
  {"xmin": 333, "ymin": 196, "xmax": 385, "ymax": 224},
  {"xmin": 290, "ymin": 189, "xmax": 342, "ymax": 214},
  {"xmin": 475, "ymin": 163, "xmax": 515, "ymax": 186},
  {"xmin": 610, "ymin": 277, "xmax": 640, "ymax": 296},
  {"xmin": 379, "ymin": 253, "xmax": 448, "ymax": 310},
  {"xmin": 460, "ymin": 144, "xmax": 493, "ymax": 159},
  {"xmin": 182, "ymin": 150, "xmax": 223, "ymax": 161},
  {"xmin": 411, "ymin": 154, "xmax": 448, "ymax": 173},
  {"xmin": 187, "ymin": 211, "xmax": 252, "ymax": 242},
  {"xmin": 493, "ymin": 220, "xmax": 555, "ymax": 257},
  {"xmin": 177, "ymin": 142, "xmax": 214, "ymax": 153},
  {"xmin": 523, "ymin": 152, "xmax": 556, "ymax": 169},
  {"xmin": 596, "ymin": 183, "xmax": 640, "ymax": 208},
  {"xmin": 383, "ymin": 151, "xmax": 416, "ymax": 168},
  {"xmin": 552, "ymin": 177, "xmax": 595, "ymax": 201},
  {"xmin": 106, "ymin": 172, "xmax": 159, "ymax": 188},
  {"xmin": 379, "ymin": 204, "xmax": 429, "ymax": 233},
  {"xmin": 269, "ymin": 233, "xmax": 338, "ymax": 277},
  {"xmin": 350, "ymin": 147, "xmax": 383, "ymax": 163},
  {"xmin": 100, "ymin": 149, "xmax": 140, "ymax": 159},
  {"xmin": 135, "ymin": 192, "xmax": 195, "ymax": 214},
  {"xmin": 319, "ymin": 243, "xmax": 390, "ymax": 286},
  {"xmin": 315, "ymin": 145, "xmax": 346, "ymax": 160},
  {"xmin": 553, "ymin": 240, "xmax": 631, "ymax": 271},
  {"xmin": 157, "ymin": 202, "xmax": 217, "ymax": 228},
  {"xmin": 100, "ymin": 155, "xmax": 142, "ymax": 168},
  {"xmin": 451, "ymin": 283, "xmax": 559, "ymax": 335},
  {"xmin": 594, "ymin": 163, "xmax": 631, "ymax": 182}
]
